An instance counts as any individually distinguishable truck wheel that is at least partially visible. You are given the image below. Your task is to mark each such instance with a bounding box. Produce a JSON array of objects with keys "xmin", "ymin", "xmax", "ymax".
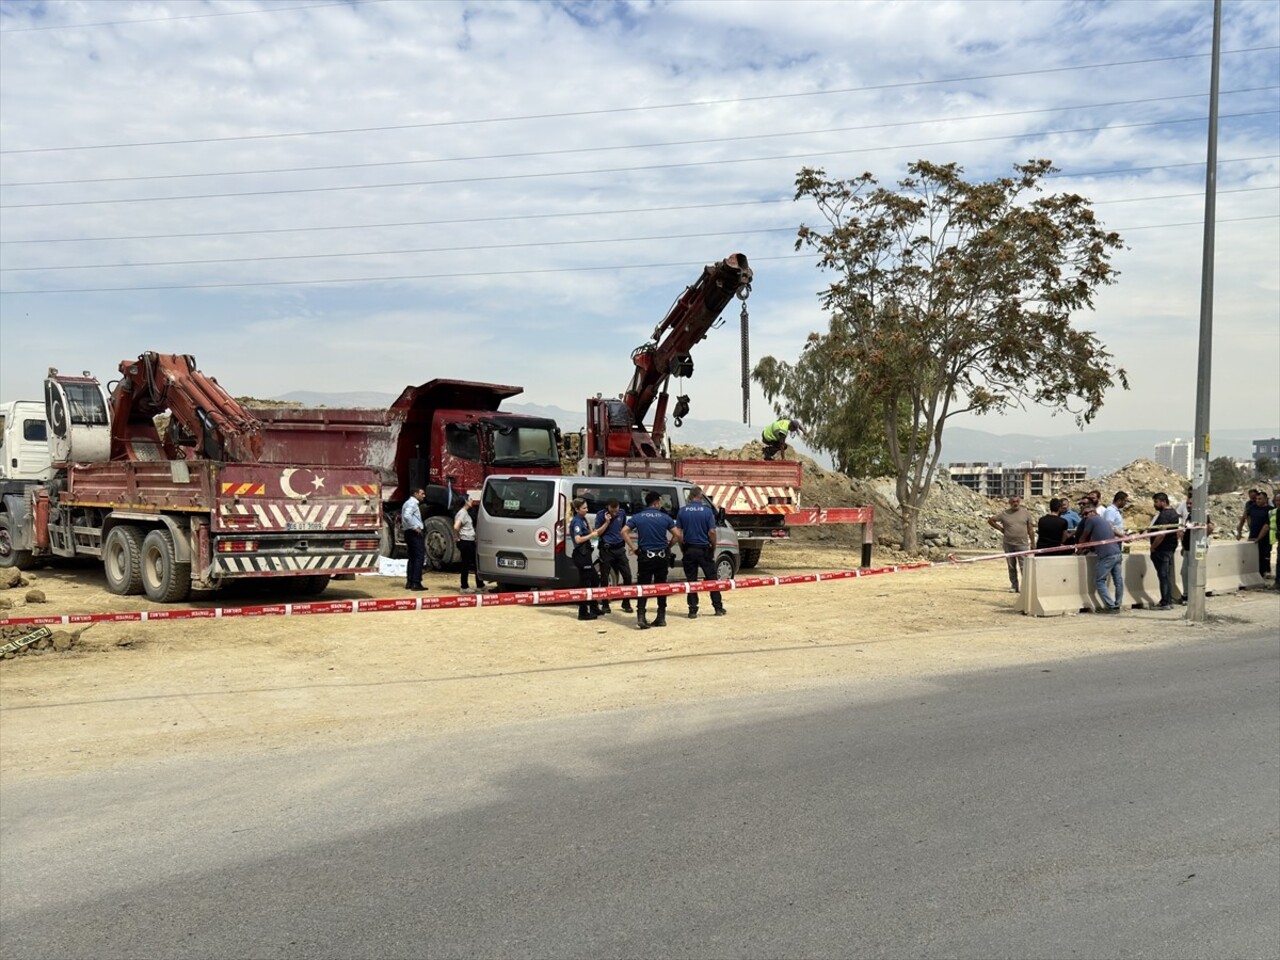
[
  {"xmin": 424, "ymin": 515, "xmax": 457, "ymax": 570},
  {"xmin": 739, "ymin": 546, "xmax": 762, "ymax": 569},
  {"xmin": 378, "ymin": 520, "xmax": 397, "ymax": 559},
  {"xmin": 140, "ymin": 529, "xmax": 191, "ymax": 603},
  {"xmin": 292, "ymin": 575, "xmax": 331, "ymax": 596},
  {"xmin": 716, "ymin": 551, "xmax": 738, "ymax": 581},
  {"xmin": 103, "ymin": 525, "xmax": 145, "ymax": 595},
  {"xmin": 0, "ymin": 514, "xmax": 35, "ymax": 570}
]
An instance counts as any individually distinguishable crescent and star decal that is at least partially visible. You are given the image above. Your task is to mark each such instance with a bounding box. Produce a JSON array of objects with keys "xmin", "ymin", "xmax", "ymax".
[{"xmin": 279, "ymin": 468, "xmax": 326, "ymax": 499}]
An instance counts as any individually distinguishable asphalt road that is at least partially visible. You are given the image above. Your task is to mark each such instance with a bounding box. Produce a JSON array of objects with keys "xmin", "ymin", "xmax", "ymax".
[{"xmin": 2, "ymin": 630, "xmax": 1277, "ymax": 960}]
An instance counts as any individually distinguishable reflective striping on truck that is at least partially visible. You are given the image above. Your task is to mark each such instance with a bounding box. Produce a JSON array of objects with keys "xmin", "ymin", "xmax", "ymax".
[
  {"xmin": 340, "ymin": 483, "xmax": 378, "ymax": 497},
  {"xmin": 212, "ymin": 552, "xmax": 379, "ymax": 574},
  {"xmin": 219, "ymin": 481, "xmax": 266, "ymax": 496},
  {"xmin": 700, "ymin": 483, "xmax": 799, "ymax": 514},
  {"xmin": 218, "ymin": 502, "xmax": 369, "ymax": 529}
]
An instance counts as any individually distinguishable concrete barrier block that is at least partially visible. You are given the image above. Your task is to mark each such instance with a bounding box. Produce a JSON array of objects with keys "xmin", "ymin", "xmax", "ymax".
[
  {"xmin": 1024, "ymin": 556, "xmax": 1093, "ymax": 616},
  {"xmin": 1125, "ymin": 553, "xmax": 1160, "ymax": 609}
]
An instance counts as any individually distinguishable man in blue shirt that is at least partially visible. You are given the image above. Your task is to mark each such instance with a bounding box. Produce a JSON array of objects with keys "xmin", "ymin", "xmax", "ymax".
[
  {"xmin": 1077, "ymin": 502, "xmax": 1124, "ymax": 612},
  {"xmin": 401, "ymin": 488, "xmax": 427, "ymax": 591},
  {"xmin": 624, "ymin": 490, "xmax": 681, "ymax": 630},
  {"xmin": 595, "ymin": 499, "xmax": 633, "ymax": 615},
  {"xmin": 676, "ymin": 486, "xmax": 726, "ymax": 618}
]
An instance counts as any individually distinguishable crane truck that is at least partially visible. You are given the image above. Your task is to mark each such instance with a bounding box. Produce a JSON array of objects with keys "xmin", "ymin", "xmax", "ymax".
[
  {"xmin": 0, "ymin": 354, "xmax": 382, "ymax": 601},
  {"xmin": 246, "ymin": 380, "xmax": 562, "ymax": 570},
  {"xmin": 581, "ymin": 253, "xmax": 873, "ymax": 569}
]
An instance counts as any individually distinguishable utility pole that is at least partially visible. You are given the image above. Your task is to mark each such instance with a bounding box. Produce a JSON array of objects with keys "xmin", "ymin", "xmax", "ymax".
[{"xmin": 1187, "ymin": 0, "xmax": 1222, "ymax": 624}]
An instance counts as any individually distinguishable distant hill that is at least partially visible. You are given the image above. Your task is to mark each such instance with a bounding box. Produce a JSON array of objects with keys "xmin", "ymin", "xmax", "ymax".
[{"xmin": 269, "ymin": 391, "xmax": 1271, "ymax": 477}]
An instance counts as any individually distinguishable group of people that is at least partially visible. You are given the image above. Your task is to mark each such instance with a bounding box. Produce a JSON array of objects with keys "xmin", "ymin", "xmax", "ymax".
[
  {"xmin": 399, "ymin": 487, "xmax": 491, "ymax": 594},
  {"xmin": 570, "ymin": 486, "xmax": 727, "ymax": 629},
  {"xmin": 988, "ymin": 484, "xmax": 1280, "ymax": 612}
]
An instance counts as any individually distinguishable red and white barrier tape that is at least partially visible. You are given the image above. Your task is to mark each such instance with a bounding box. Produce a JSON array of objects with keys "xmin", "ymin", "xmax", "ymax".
[
  {"xmin": 0, "ymin": 563, "xmax": 935, "ymax": 629},
  {"xmin": 0, "ymin": 526, "xmax": 1206, "ymax": 630}
]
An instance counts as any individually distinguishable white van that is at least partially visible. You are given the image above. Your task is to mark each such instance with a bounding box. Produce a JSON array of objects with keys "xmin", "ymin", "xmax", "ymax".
[{"xmin": 477, "ymin": 475, "xmax": 740, "ymax": 591}]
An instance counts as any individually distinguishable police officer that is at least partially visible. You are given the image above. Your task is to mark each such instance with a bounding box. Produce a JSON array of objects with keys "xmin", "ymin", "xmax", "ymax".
[
  {"xmin": 595, "ymin": 498, "xmax": 633, "ymax": 615},
  {"xmin": 624, "ymin": 490, "xmax": 681, "ymax": 630},
  {"xmin": 401, "ymin": 488, "xmax": 427, "ymax": 591},
  {"xmin": 569, "ymin": 498, "xmax": 607, "ymax": 621},
  {"xmin": 761, "ymin": 416, "xmax": 805, "ymax": 461},
  {"xmin": 676, "ymin": 486, "xmax": 726, "ymax": 618}
]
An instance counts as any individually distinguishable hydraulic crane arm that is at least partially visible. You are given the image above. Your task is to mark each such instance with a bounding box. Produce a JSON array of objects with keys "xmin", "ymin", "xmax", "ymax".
[
  {"xmin": 108, "ymin": 352, "xmax": 265, "ymax": 462},
  {"xmin": 622, "ymin": 252, "xmax": 752, "ymax": 437}
]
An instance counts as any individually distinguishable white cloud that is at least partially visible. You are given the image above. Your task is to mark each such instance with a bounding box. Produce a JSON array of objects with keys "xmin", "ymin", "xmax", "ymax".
[{"xmin": 1, "ymin": 0, "xmax": 1276, "ymax": 449}]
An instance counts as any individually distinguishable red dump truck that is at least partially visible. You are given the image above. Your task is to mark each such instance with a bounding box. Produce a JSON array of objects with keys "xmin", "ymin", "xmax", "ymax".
[
  {"xmin": 0, "ymin": 356, "xmax": 382, "ymax": 601},
  {"xmin": 248, "ymin": 379, "xmax": 563, "ymax": 569}
]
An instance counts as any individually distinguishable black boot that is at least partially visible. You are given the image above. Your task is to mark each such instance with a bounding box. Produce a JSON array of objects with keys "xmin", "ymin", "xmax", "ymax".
[
  {"xmin": 652, "ymin": 612, "xmax": 667, "ymax": 628},
  {"xmin": 600, "ymin": 602, "xmax": 611, "ymax": 614},
  {"xmin": 687, "ymin": 607, "xmax": 699, "ymax": 619},
  {"xmin": 637, "ymin": 612, "xmax": 650, "ymax": 630},
  {"xmin": 713, "ymin": 606, "xmax": 727, "ymax": 617},
  {"xmin": 578, "ymin": 607, "xmax": 597, "ymax": 621},
  {"xmin": 621, "ymin": 600, "xmax": 633, "ymax": 613}
]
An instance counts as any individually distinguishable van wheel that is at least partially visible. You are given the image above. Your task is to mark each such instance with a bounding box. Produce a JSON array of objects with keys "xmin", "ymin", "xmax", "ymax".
[
  {"xmin": 739, "ymin": 546, "xmax": 762, "ymax": 569},
  {"xmin": 0, "ymin": 514, "xmax": 35, "ymax": 570},
  {"xmin": 141, "ymin": 529, "xmax": 191, "ymax": 603},
  {"xmin": 716, "ymin": 551, "xmax": 738, "ymax": 581},
  {"xmin": 424, "ymin": 515, "xmax": 457, "ymax": 570},
  {"xmin": 103, "ymin": 525, "xmax": 145, "ymax": 595}
]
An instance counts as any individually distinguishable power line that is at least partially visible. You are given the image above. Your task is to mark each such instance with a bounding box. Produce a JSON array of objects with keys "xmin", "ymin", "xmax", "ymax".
[
  {"xmin": 3, "ymin": 45, "xmax": 1275, "ymax": 155},
  {"xmin": 0, "ymin": 0, "xmax": 391, "ymax": 34},
  {"xmin": 3, "ymin": 215, "xmax": 1274, "ymax": 296},
  {"xmin": 2, "ymin": 159, "xmax": 1275, "ymax": 248},
  {"xmin": 5, "ymin": 87, "xmax": 1275, "ymax": 189},
  {"xmin": 7, "ymin": 188, "xmax": 1275, "ymax": 273},
  {"xmin": 4, "ymin": 111, "xmax": 1275, "ymax": 210}
]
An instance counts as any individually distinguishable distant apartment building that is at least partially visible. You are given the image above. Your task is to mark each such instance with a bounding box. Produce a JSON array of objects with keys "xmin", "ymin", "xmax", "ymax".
[
  {"xmin": 945, "ymin": 462, "xmax": 1088, "ymax": 499},
  {"xmin": 1153, "ymin": 438, "xmax": 1193, "ymax": 478},
  {"xmin": 1253, "ymin": 437, "xmax": 1280, "ymax": 462}
]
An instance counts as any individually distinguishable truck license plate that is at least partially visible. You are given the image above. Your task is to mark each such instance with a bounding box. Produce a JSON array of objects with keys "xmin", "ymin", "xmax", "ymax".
[{"xmin": 497, "ymin": 557, "xmax": 526, "ymax": 569}]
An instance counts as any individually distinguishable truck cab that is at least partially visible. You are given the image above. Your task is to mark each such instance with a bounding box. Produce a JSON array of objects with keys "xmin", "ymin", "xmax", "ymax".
[{"xmin": 0, "ymin": 400, "xmax": 53, "ymax": 483}]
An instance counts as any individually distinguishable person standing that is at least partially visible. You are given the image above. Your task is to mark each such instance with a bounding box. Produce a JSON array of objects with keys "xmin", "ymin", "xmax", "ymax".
[
  {"xmin": 1060, "ymin": 499, "xmax": 1082, "ymax": 542},
  {"xmin": 453, "ymin": 491, "xmax": 486, "ymax": 594},
  {"xmin": 1237, "ymin": 488, "xmax": 1273, "ymax": 578},
  {"xmin": 761, "ymin": 417, "xmax": 805, "ymax": 461},
  {"xmin": 1078, "ymin": 503, "xmax": 1124, "ymax": 612},
  {"xmin": 1102, "ymin": 491, "xmax": 1130, "ymax": 538},
  {"xmin": 401, "ymin": 488, "xmax": 427, "ymax": 591},
  {"xmin": 624, "ymin": 490, "xmax": 681, "ymax": 630},
  {"xmin": 1179, "ymin": 494, "xmax": 1214, "ymax": 605},
  {"xmin": 1271, "ymin": 491, "xmax": 1279, "ymax": 591},
  {"xmin": 594, "ymin": 499, "xmax": 633, "ymax": 615},
  {"xmin": 1036, "ymin": 498, "xmax": 1070, "ymax": 553},
  {"xmin": 568, "ymin": 498, "xmax": 607, "ymax": 621},
  {"xmin": 1146, "ymin": 492, "xmax": 1181, "ymax": 610},
  {"xmin": 676, "ymin": 486, "xmax": 726, "ymax": 619},
  {"xmin": 987, "ymin": 495, "xmax": 1035, "ymax": 593}
]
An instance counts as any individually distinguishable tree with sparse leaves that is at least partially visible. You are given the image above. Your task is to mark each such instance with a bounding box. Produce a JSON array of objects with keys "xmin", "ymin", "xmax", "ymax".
[
  {"xmin": 1209, "ymin": 456, "xmax": 1248, "ymax": 494},
  {"xmin": 758, "ymin": 159, "xmax": 1128, "ymax": 553}
]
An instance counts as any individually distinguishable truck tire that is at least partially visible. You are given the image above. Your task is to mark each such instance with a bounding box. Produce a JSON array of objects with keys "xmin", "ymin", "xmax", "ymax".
[
  {"xmin": 739, "ymin": 546, "xmax": 762, "ymax": 569},
  {"xmin": 291, "ymin": 575, "xmax": 331, "ymax": 596},
  {"xmin": 103, "ymin": 525, "xmax": 145, "ymax": 595},
  {"xmin": 715, "ymin": 551, "xmax": 738, "ymax": 581},
  {"xmin": 140, "ymin": 529, "xmax": 191, "ymax": 603},
  {"xmin": 378, "ymin": 519, "xmax": 397, "ymax": 559},
  {"xmin": 0, "ymin": 514, "xmax": 35, "ymax": 570},
  {"xmin": 424, "ymin": 515, "xmax": 457, "ymax": 570}
]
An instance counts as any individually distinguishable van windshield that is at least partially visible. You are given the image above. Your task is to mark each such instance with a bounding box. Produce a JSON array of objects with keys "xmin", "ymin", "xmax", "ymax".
[{"xmin": 483, "ymin": 479, "xmax": 555, "ymax": 520}]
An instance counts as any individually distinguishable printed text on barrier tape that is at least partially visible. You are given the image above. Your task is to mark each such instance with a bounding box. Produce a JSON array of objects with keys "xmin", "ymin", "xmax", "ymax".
[{"xmin": 0, "ymin": 564, "xmax": 936, "ymax": 628}]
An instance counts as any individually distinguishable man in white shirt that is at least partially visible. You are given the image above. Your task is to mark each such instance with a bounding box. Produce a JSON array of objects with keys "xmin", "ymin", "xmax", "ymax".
[{"xmin": 401, "ymin": 488, "xmax": 427, "ymax": 591}]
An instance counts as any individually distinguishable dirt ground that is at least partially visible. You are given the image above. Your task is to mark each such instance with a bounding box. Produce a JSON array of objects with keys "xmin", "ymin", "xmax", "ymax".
[{"xmin": 2, "ymin": 543, "xmax": 1277, "ymax": 783}]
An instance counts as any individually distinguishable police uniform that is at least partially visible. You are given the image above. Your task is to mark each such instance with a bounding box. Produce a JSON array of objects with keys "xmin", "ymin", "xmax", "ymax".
[
  {"xmin": 595, "ymin": 506, "xmax": 633, "ymax": 613},
  {"xmin": 676, "ymin": 497, "xmax": 725, "ymax": 617},
  {"xmin": 625, "ymin": 502, "xmax": 677, "ymax": 627},
  {"xmin": 568, "ymin": 512, "xmax": 601, "ymax": 619}
]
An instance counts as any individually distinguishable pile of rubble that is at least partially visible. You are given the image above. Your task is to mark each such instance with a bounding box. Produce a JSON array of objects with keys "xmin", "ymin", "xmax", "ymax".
[
  {"xmin": 673, "ymin": 445, "xmax": 1250, "ymax": 561},
  {"xmin": 0, "ymin": 568, "xmax": 76, "ymax": 660}
]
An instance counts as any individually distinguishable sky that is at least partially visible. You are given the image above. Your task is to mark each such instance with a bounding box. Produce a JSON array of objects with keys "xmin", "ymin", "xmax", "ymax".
[{"xmin": 1, "ymin": 0, "xmax": 1277, "ymax": 451}]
